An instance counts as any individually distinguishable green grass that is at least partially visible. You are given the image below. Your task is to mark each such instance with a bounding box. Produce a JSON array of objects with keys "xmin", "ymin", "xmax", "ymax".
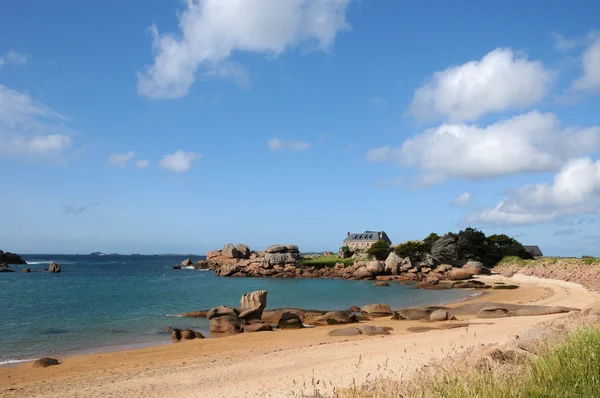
[
  {"xmin": 496, "ymin": 256, "xmax": 537, "ymax": 267},
  {"xmin": 301, "ymin": 254, "xmax": 354, "ymax": 268}
]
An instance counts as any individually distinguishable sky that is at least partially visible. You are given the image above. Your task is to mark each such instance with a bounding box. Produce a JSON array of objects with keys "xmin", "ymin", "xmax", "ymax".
[{"xmin": 1, "ymin": 0, "xmax": 600, "ymax": 256}]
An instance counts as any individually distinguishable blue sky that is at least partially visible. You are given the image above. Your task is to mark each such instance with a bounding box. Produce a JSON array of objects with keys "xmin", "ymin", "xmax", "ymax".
[{"xmin": 1, "ymin": 0, "xmax": 600, "ymax": 255}]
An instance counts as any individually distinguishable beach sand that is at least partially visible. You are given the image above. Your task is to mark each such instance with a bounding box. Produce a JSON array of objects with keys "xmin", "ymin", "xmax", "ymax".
[{"xmin": 2, "ymin": 274, "xmax": 598, "ymax": 398}]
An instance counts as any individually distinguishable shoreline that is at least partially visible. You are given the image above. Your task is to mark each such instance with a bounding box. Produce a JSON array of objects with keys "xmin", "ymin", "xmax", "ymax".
[
  {"xmin": 3, "ymin": 274, "xmax": 590, "ymax": 397},
  {"xmin": 0, "ymin": 278, "xmax": 477, "ymax": 368}
]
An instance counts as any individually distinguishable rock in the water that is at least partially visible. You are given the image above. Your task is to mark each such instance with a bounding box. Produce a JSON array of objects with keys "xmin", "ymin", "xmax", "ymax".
[
  {"xmin": 277, "ymin": 311, "xmax": 304, "ymax": 329},
  {"xmin": 429, "ymin": 309, "xmax": 456, "ymax": 322},
  {"xmin": 207, "ymin": 305, "xmax": 239, "ymax": 320},
  {"xmin": 222, "ymin": 243, "xmax": 240, "ymax": 259},
  {"xmin": 373, "ymin": 281, "xmax": 389, "ymax": 287},
  {"xmin": 23, "ymin": 268, "xmax": 31, "ymax": 273},
  {"xmin": 361, "ymin": 303, "xmax": 393, "ymax": 317},
  {"xmin": 0, "ymin": 250, "xmax": 27, "ymax": 265},
  {"xmin": 32, "ymin": 357, "xmax": 60, "ymax": 368},
  {"xmin": 215, "ymin": 264, "xmax": 241, "ymax": 277},
  {"xmin": 235, "ymin": 244, "xmax": 251, "ymax": 259},
  {"xmin": 178, "ymin": 310, "xmax": 208, "ymax": 318},
  {"xmin": 210, "ymin": 315, "xmax": 243, "ymax": 334},
  {"xmin": 462, "ymin": 261, "xmax": 491, "ymax": 275},
  {"xmin": 193, "ymin": 260, "xmax": 210, "ymax": 269},
  {"xmin": 447, "ymin": 269, "xmax": 474, "ymax": 280},
  {"xmin": 366, "ymin": 260, "xmax": 385, "ymax": 275},
  {"xmin": 48, "ymin": 262, "xmax": 61, "ymax": 273},
  {"xmin": 181, "ymin": 259, "xmax": 193, "ymax": 266},
  {"xmin": 243, "ymin": 323, "xmax": 273, "ymax": 333},
  {"xmin": 238, "ymin": 290, "xmax": 268, "ymax": 322},
  {"xmin": 431, "ymin": 235, "xmax": 458, "ymax": 263},
  {"xmin": 385, "ymin": 252, "xmax": 403, "ymax": 275},
  {"xmin": 353, "ymin": 267, "xmax": 373, "ymax": 279},
  {"xmin": 309, "ymin": 311, "xmax": 358, "ymax": 326},
  {"xmin": 172, "ymin": 265, "xmax": 182, "ymax": 269},
  {"xmin": 0, "ymin": 269, "xmax": 15, "ymax": 273},
  {"xmin": 265, "ymin": 252, "xmax": 299, "ymax": 265}
]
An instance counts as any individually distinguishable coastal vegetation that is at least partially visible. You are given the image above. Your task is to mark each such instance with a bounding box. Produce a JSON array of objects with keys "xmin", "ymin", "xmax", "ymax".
[
  {"xmin": 324, "ymin": 325, "xmax": 600, "ymax": 398},
  {"xmin": 300, "ymin": 254, "xmax": 354, "ymax": 268}
]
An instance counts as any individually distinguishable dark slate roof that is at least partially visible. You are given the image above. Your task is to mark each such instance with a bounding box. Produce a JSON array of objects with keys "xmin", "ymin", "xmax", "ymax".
[
  {"xmin": 344, "ymin": 231, "xmax": 391, "ymax": 243},
  {"xmin": 523, "ymin": 245, "xmax": 543, "ymax": 257}
]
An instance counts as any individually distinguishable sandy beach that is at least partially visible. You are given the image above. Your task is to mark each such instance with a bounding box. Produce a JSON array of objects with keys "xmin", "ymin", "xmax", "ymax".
[{"xmin": 2, "ymin": 274, "xmax": 598, "ymax": 398}]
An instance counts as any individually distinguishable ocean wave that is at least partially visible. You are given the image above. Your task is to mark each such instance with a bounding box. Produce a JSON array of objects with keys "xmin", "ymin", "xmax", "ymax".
[
  {"xmin": 183, "ymin": 266, "xmax": 195, "ymax": 270},
  {"xmin": 25, "ymin": 261, "xmax": 50, "ymax": 265},
  {"xmin": 0, "ymin": 359, "xmax": 30, "ymax": 365}
]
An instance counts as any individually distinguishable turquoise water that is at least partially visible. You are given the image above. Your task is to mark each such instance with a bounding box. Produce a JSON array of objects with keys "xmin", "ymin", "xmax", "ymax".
[{"xmin": 0, "ymin": 255, "xmax": 475, "ymax": 365}]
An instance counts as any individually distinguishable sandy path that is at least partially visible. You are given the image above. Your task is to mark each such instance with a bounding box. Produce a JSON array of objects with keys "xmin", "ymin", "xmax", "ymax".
[{"xmin": 2, "ymin": 274, "xmax": 598, "ymax": 398}]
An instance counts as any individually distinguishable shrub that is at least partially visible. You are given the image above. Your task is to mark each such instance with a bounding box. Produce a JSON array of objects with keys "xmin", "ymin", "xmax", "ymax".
[
  {"xmin": 394, "ymin": 241, "xmax": 425, "ymax": 262},
  {"xmin": 367, "ymin": 240, "xmax": 390, "ymax": 260},
  {"xmin": 422, "ymin": 232, "xmax": 440, "ymax": 252},
  {"xmin": 338, "ymin": 246, "xmax": 352, "ymax": 258}
]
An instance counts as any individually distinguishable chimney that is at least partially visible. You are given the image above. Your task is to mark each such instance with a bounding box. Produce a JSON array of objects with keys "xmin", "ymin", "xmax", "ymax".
[
  {"xmin": 379, "ymin": 231, "xmax": 383, "ymax": 239},
  {"xmin": 347, "ymin": 232, "xmax": 350, "ymax": 237}
]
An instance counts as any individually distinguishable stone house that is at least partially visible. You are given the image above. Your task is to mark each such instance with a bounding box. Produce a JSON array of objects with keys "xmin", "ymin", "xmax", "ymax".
[{"xmin": 343, "ymin": 231, "xmax": 391, "ymax": 251}]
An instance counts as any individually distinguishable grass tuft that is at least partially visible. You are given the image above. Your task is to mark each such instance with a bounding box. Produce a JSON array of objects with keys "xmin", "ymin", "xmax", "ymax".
[{"xmin": 301, "ymin": 254, "xmax": 354, "ymax": 268}]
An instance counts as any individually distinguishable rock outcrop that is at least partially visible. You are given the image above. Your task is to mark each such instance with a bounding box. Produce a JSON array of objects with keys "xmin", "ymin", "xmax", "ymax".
[
  {"xmin": 361, "ymin": 303, "xmax": 393, "ymax": 317},
  {"xmin": 32, "ymin": 357, "xmax": 60, "ymax": 368},
  {"xmin": 238, "ymin": 290, "xmax": 267, "ymax": 322},
  {"xmin": 48, "ymin": 262, "xmax": 61, "ymax": 273},
  {"xmin": 172, "ymin": 328, "xmax": 204, "ymax": 341},
  {"xmin": 0, "ymin": 250, "xmax": 26, "ymax": 265}
]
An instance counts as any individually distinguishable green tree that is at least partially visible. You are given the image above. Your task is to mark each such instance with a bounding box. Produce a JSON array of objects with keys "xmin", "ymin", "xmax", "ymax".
[
  {"xmin": 422, "ymin": 232, "xmax": 441, "ymax": 252},
  {"xmin": 394, "ymin": 241, "xmax": 425, "ymax": 262},
  {"xmin": 367, "ymin": 240, "xmax": 391, "ymax": 260}
]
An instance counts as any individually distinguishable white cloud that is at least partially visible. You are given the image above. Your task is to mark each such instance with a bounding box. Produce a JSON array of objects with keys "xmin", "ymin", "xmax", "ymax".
[
  {"xmin": 410, "ymin": 48, "xmax": 553, "ymax": 122},
  {"xmin": 572, "ymin": 35, "xmax": 600, "ymax": 92},
  {"xmin": 0, "ymin": 50, "xmax": 28, "ymax": 67},
  {"xmin": 367, "ymin": 111, "xmax": 600, "ymax": 185},
  {"xmin": 467, "ymin": 158, "xmax": 600, "ymax": 225},
  {"xmin": 267, "ymin": 138, "xmax": 311, "ymax": 151},
  {"xmin": 451, "ymin": 192, "xmax": 472, "ymax": 207},
  {"xmin": 551, "ymin": 33, "xmax": 582, "ymax": 53},
  {"xmin": 135, "ymin": 160, "xmax": 150, "ymax": 169},
  {"xmin": 138, "ymin": 0, "xmax": 351, "ymax": 99},
  {"xmin": 0, "ymin": 85, "xmax": 73, "ymax": 157},
  {"xmin": 108, "ymin": 151, "xmax": 135, "ymax": 167},
  {"xmin": 159, "ymin": 150, "xmax": 202, "ymax": 173}
]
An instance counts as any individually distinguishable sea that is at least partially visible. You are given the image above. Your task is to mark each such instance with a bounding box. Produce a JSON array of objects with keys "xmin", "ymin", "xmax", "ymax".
[{"xmin": 0, "ymin": 254, "xmax": 477, "ymax": 366}]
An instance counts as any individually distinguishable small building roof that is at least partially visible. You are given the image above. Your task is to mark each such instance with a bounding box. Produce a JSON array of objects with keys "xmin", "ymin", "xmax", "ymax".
[
  {"xmin": 344, "ymin": 231, "xmax": 391, "ymax": 243},
  {"xmin": 523, "ymin": 245, "xmax": 543, "ymax": 257}
]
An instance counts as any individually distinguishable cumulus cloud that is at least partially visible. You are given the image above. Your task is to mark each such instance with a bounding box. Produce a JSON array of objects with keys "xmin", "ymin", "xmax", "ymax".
[
  {"xmin": 267, "ymin": 138, "xmax": 311, "ymax": 151},
  {"xmin": 0, "ymin": 85, "xmax": 73, "ymax": 158},
  {"xmin": 466, "ymin": 158, "xmax": 600, "ymax": 225},
  {"xmin": 410, "ymin": 48, "xmax": 553, "ymax": 122},
  {"xmin": 138, "ymin": 0, "xmax": 351, "ymax": 99},
  {"xmin": 572, "ymin": 34, "xmax": 600, "ymax": 92},
  {"xmin": 159, "ymin": 150, "xmax": 202, "ymax": 173},
  {"xmin": 0, "ymin": 50, "xmax": 28, "ymax": 67},
  {"xmin": 367, "ymin": 111, "xmax": 600, "ymax": 185},
  {"xmin": 451, "ymin": 192, "xmax": 472, "ymax": 207},
  {"xmin": 108, "ymin": 151, "xmax": 135, "ymax": 167},
  {"xmin": 135, "ymin": 160, "xmax": 150, "ymax": 169}
]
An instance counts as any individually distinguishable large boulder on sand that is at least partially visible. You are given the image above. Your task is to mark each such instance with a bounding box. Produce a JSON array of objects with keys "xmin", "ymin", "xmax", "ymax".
[
  {"xmin": 48, "ymin": 262, "xmax": 61, "ymax": 273},
  {"xmin": 210, "ymin": 315, "xmax": 243, "ymax": 334},
  {"xmin": 172, "ymin": 328, "xmax": 204, "ymax": 341},
  {"xmin": 221, "ymin": 243, "xmax": 240, "ymax": 259},
  {"xmin": 308, "ymin": 311, "xmax": 358, "ymax": 326},
  {"xmin": 207, "ymin": 305, "xmax": 239, "ymax": 320},
  {"xmin": 32, "ymin": 357, "xmax": 60, "ymax": 368},
  {"xmin": 385, "ymin": 252, "xmax": 403, "ymax": 275},
  {"xmin": 447, "ymin": 269, "xmax": 474, "ymax": 280},
  {"xmin": 277, "ymin": 312, "xmax": 304, "ymax": 329},
  {"xmin": 366, "ymin": 260, "xmax": 385, "ymax": 275},
  {"xmin": 462, "ymin": 261, "xmax": 491, "ymax": 275},
  {"xmin": 429, "ymin": 309, "xmax": 456, "ymax": 322},
  {"xmin": 361, "ymin": 303, "xmax": 393, "ymax": 317},
  {"xmin": 243, "ymin": 323, "xmax": 273, "ymax": 333},
  {"xmin": 238, "ymin": 290, "xmax": 267, "ymax": 321}
]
